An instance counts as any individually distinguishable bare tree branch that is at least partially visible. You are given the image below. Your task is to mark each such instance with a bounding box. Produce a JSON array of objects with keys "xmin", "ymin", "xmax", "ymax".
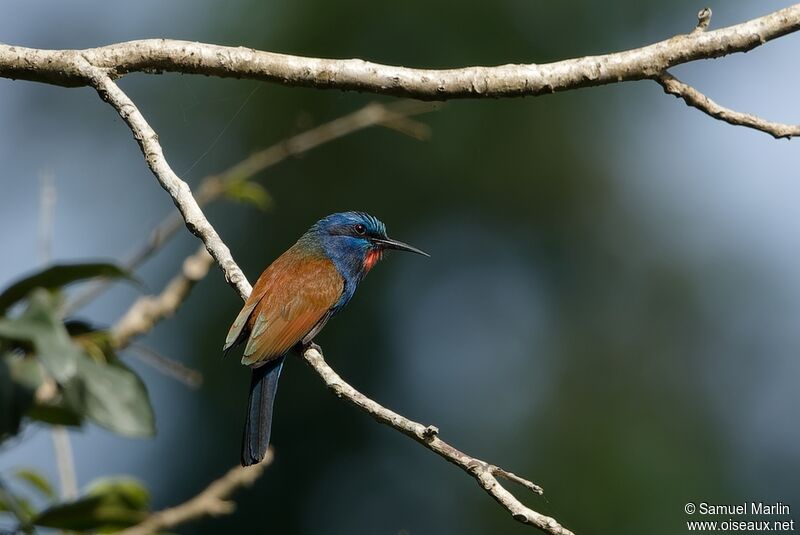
[
  {"xmin": 79, "ymin": 67, "xmax": 253, "ymax": 299},
  {"xmin": 0, "ymin": 5, "xmax": 797, "ymax": 107},
  {"xmin": 1, "ymin": 5, "xmax": 797, "ymax": 137},
  {"xmin": 117, "ymin": 452, "xmax": 272, "ymax": 535},
  {"xmin": 75, "ymin": 60, "xmax": 573, "ymax": 535},
  {"xmin": 656, "ymin": 72, "xmax": 800, "ymax": 139},
  {"xmin": 0, "ymin": 6, "xmax": 796, "ymax": 95},
  {"xmin": 303, "ymin": 346, "xmax": 571, "ymax": 534}
]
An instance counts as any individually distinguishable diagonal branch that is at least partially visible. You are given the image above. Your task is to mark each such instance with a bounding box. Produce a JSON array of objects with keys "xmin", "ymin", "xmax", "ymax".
[
  {"xmin": 656, "ymin": 72, "xmax": 800, "ymax": 139},
  {"xmin": 303, "ymin": 346, "xmax": 571, "ymax": 534},
  {"xmin": 82, "ymin": 66, "xmax": 253, "ymax": 299},
  {"xmin": 82, "ymin": 63, "xmax": 573, "ymax": 535}
]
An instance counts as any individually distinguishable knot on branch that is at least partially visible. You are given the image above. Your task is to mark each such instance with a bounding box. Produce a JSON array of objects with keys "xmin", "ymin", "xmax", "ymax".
[{"xmin": 422, "ymin": 424, "xmax": 439, "ymax": 440}]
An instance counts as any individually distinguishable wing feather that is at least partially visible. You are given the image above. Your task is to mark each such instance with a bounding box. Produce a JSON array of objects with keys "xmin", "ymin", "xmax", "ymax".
[{"xmin": 227, "ymin": 248, "xmax": 343, "ymax": 366}]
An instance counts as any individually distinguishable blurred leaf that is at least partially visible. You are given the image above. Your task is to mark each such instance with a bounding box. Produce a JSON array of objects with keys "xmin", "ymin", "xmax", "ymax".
[
  {"xmin": 26, "ymin": 403, "xmax": 83, "ymax": 427},
  {"xmin": 0, "ymin": 263, "xmax": 133, "ymax": 315},
  {"xmin": 9, "ymin": 357, "xmax": 83, "ymax": 428},
  {"xmin": 0, "ymin": 356, "xmax": 32, "ymax": 441},
  {"xmin": 0, "ymin": 290, "xmax": 80, "ymax": 382},
  {"xmin": 34, "ymin": 477, "xmax": 150, "ymax": 532},
  {"xmin": 14, "ymin": 469, "xmax": 55, "ymax": 501},
  {"xmin": 0, "ymin": 307, "xmax": 154, "ymax": 437},
  {"xmin": 85, "ymin": 478, "xmax": 150, "ymax": 511},
  {"xmin": 224, "ymin": 180, "xmax": 272, "ymax": 211},
  {"xmin": 72, "ymin": 328, "xmax": 115, "ymax": 365},
  {"xmin": 63, "ymin": 320, "xmax": 99, "ymax": 337},
  {"xmin": 62, "ymin": 354, "xmax": 155, "ymax": 437},
  {"xmin": 0, "ymin": 498, "xmax": 36, "ymax": 524}
]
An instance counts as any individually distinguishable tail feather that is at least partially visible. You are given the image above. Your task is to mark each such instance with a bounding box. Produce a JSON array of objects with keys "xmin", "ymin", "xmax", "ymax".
[{"xmin": 241, "ymin": 357, "xmax": 285, "ymax": 466}]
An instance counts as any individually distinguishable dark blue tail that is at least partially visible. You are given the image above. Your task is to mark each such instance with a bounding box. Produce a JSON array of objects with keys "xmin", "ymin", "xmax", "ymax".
[{"xmin": 241, "ymin": 357, "xmax": 285, "ymax": 466}]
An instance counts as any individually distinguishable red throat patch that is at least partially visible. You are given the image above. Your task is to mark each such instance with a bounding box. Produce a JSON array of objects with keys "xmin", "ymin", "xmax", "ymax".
[{"xmin": 364, "ymin": 249, "xmax": 382, "ymax": 271}]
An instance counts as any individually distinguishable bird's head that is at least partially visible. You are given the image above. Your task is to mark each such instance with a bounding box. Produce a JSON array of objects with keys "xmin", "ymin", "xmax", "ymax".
[{"xmin": 307, "ymin": 211, "xmax": 428, "ymax": 278}]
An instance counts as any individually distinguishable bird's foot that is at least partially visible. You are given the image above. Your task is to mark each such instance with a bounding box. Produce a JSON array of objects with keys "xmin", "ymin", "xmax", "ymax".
[{"xmin": 303, "ymin": 341, "xmax": 322, "ymax": 354}]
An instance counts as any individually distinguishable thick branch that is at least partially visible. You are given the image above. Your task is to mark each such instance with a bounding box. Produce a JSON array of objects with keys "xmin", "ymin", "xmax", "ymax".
[
  {"xmin": 0, "ymin": 5, "xmax": 798, "ymax": 99},
  {"xmin": 656, "ymin": 72, "xmax": 800, "ymax": 139},
  {"xmin": 117, "ymin": 453, "xmax": 271, "ymax": 535}
]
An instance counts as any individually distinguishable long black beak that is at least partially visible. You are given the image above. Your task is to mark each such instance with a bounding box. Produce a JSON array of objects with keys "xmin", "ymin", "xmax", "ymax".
[{"xmin": 372, "ymin": 237, "xmax": 430, "ymax": 257}]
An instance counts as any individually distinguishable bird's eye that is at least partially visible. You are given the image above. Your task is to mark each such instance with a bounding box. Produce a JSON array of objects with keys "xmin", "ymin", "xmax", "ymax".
[{"xmin": 354, "ymin": 224, "xmax": 367, "ymax": 235}]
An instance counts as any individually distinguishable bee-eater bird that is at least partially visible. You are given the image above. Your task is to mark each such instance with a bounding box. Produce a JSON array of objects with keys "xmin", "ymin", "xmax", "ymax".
[{"xmin": 224, "ymin": 212, "xmax": 429, "ymax": 466}]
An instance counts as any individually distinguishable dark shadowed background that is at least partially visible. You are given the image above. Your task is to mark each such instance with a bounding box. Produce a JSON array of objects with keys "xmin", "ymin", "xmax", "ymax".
[{"xmin": 2, "ymin": 1, "xmax": 800, "ymax": 533}]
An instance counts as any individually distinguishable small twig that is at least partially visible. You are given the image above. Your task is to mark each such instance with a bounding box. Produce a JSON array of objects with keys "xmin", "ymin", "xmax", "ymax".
[
  {"xmin": 656, "ymin": 72, "xmax": 800, "ymax": 139},
  {"xmin": 693, "ymin": 7, "xmax": 713, "ymax": 33},
  {"xmin": 129, "ymin": 343, "xmax": 203, "ymax": 388},
  {"xmin": 491, "ymin": 465, "xmax": 544, "ymax": 495},
  {"xmin": 116, "ymin": 453, "xmax": 272, "ymax": 535}
]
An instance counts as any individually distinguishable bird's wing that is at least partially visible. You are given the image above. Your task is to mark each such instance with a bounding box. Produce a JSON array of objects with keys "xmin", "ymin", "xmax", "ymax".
[
  {"xmin": 223, "ymin": 262, "xmax": 274, "ymax": 354},
  {"xmin": 224, "ymin": 300, "xmax": 260, "ymax": 355},
  {"xmin": 240, "ymin": 255, "xmax": 343, "ymax": 366}
]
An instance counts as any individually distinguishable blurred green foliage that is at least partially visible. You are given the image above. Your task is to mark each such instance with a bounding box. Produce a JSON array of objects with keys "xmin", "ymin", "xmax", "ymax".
[{"xmin": 0, "ymin": 265, "xmax": 154, "ymax": 532}]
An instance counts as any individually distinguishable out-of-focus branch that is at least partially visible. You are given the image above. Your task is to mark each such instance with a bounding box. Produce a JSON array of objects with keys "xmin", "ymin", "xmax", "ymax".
[
  {"xmin": 111, "ymin": 245, "xmax": 213, "ymax": 349},
  {"xmin": 656, "ymin": 72, "xmax": 800, "ymax": 139},
  {"xmin": 129, "ymin": 343, "xmax": 203, "ymax": 388},
  {"xmin": 116, "ymin": 453, "xmax": 272, "ymax": 535},
  {"xmin": 67, "ymin": 100, "xmax": 435, "ymax": 312},
  {"xmin": 38, "ymin": 171, "xmax": 78, "ymax": 503},
  {"xmin": 85, "ymin": 63, "xmax": 572, "ymax": 535},
  {"xmin": 108, "ymin": 245, "xmax": 210, "ymax": 386}
]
